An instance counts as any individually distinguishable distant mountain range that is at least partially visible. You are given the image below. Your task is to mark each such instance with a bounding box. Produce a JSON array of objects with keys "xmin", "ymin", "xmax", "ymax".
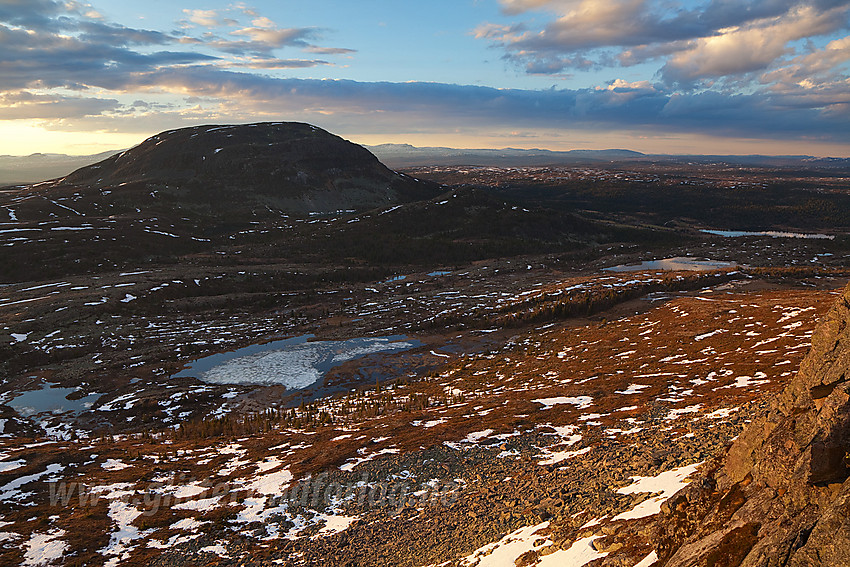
[
  {"xmin": 367, "ymin": 144, "xmax": 645, "ymax": 168},
  {"xmin": 368, "ymin": 143, "xmax": 850, "ymax": 170},
  {"xmin": 2, "ymin": 141, "xmax": 849, "ymax": 185},
  {"xmin": 0, "ymin": 151, "xmax": 119, "ymax": 185}
]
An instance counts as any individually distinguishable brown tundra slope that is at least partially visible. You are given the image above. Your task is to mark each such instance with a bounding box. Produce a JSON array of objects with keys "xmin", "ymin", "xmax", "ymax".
[{"xmin": 657, "ymin": 283, "xmax": 850, "ymax": 565}]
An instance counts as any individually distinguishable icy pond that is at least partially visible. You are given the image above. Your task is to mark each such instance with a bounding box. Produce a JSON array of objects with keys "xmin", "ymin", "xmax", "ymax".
[
  {"xmin": 604, "ymin": 257, "xmax": 737, "ymax": 272},
  {"xmin": 7, "ymin": 383, "xmax": 101, "ymax": 417},
  {"xmin": 173, "ymin": 334, "xmax": 419, "ymax": 388},
  {"xmin": 702, "ymin": 229, "xmax": 834, "ymax": 240}
]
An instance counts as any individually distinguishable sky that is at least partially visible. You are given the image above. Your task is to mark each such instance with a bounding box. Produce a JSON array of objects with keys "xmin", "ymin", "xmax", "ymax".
[{"xmin": 0, "ymin": 0, "xmax": 849, "ymax": 156}]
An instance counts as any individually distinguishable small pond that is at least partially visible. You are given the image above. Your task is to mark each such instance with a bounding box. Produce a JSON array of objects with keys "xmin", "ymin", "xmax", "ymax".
[
  {"xmin": 172, "ymin": 334, "xmax": 419, "ymax": 388},
  {"xmin": 604, "ymin": 257, "xmax": 737, "ymax": 272},
  {"xmin": 8, "ymin": 383, "xmax": 101, "ymax": 417}
]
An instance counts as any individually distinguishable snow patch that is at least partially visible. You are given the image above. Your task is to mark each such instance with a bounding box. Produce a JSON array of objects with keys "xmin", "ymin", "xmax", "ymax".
[
  {"xmin": 0, "ymin": 459, "xmax": 25, "ymax": 473},
  {"xmin": 536, "ymin": 535, "xmax": 608, "ymax": 566},
  {"xmin": 533, "ymin": 396, "xmax": 593, "ymax": 410},
  {"xmin": 22, "ymin": 528, "xmax": 67, "ymax": 567},
  {"xmin": 101, "ymin": 459, "xmax": 131, "ymax": 471},
  {"xmin": 462, "ymin": 521, "xmax": 551, "ymax": 566},
  {"xmin": 615, "ymin": 384, "xmax": 649, "ymax": 395},
  {"xmin": 613, "ymin": 462, "xmax": 702, "ymax": 521},
  {"xmin": 538, "ymin": 446, "xmax": 591, "ymax": 466}
]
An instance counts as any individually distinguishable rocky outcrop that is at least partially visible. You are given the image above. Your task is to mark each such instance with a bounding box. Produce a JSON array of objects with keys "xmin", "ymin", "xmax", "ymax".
[{"xmin": 656, "ymin": 284, "xmax": 850, "ymax": 565}]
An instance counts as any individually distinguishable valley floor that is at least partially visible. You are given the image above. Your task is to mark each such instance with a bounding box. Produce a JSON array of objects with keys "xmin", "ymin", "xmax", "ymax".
[
  {"xmin": 0, "ymin": 268, "xmax": 842, "ymax": 566},
  {"xmin": 3, "ymin": 129, "xmax": 850, "ymax": 566}
]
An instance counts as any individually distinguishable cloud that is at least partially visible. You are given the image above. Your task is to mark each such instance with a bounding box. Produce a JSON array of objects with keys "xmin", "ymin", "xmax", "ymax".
[
  {"xmin": 661, "ymin": 3, "xmax": 848, "ymax": 83},
  {"xmin": 1, "ymin": 0, "xmax": 847, "ymax": 153},
  {"xmin": 18, "ymin": 66, "xmax": 850, "ymax": 153},
  {"xmin": 597, "ymin": 79, "xmax": 657, "ymax": 91},
  {"xmin": 761, "ymin": 35, "xmax": 850, "ymax": 86},
  {"xmin": 75, "ymin": 20, "xmax": 174, "ymax": 46},
  {"xmin": 0, "ymin": 22, "xmax": 217, "ymax": 91},
  {"xmin": 0, "ymin": 0, "xmax": 75, "ymax": 30},
  {"xmin": 176, "ymin": 9, "xmax": 351, "ymax": 57},
  {"xmin": 224, "ymin": 57, "xmax": 332, "ymax": 69},
  {"xmin": 84, "ymin": 65, "xmax": 844, "ymax": 142},
  {"xmin": 473, "ymin": 22, "xmax": 525, "ymax": 40},
  {"xmin": 183, "ymin": 9, "xmax": 225, "ymax": 28},
  {"xmin": 0, "ymin": 2, "xmax": 354, "ymax": 93},
  {"xmin": 0, "ymin": 91, "xmax": 119, "ymax": 119},
  {"xmin": 305, "ymin": 46, "xmax": 357, "ymax": 55},
  {"xmin": 479, "ymin": 0, "xmax": 850, "ymax": 84},
  {"xmin": 226, "ymin": 25, "xmax": 316, "ymax": 51},
  {"xmin": 498, "ymin": 0, "xmax": 562, "ymax": 16}
]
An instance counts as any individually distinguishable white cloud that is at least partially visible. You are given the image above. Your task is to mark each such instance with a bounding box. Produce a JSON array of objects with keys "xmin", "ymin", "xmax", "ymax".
[
  {"xmin": 183, "ymin": 9, "xmax": 221, "ymax": 28},
  {"xmin": 224, "ymin": 57, "xmax": 332, "ymax": 69},
  {"xmin": 598, "ymin": 79, "xmax": 656, "ymax": 91},
  {"xmin": 0, "ymin": 0, "xmax": 847, "ymax": 155},
  {"xmin": 662, "ymin": 4, "xmax": 847, "ymax": 82},
  {"xmin": 250, "ymin": 16, "xmax": 276, "ymax": 29},
  {"xmin": 761, "ymin": 34, "xmax": 850, "ymax": 86},
  {"xmin": 480, "ymin": 0, "xmax": 850, "ymax": 84},
  {"xmin": 499, "ymin": 0, "xmax": 568, "ymax": 15},
  {"xmin": 229, "ymin": 25, "xmax": 312, "ymax": 47},
  {"xmin": 473, "ymin": 22, "xmax": 525, "ymax": 40}
]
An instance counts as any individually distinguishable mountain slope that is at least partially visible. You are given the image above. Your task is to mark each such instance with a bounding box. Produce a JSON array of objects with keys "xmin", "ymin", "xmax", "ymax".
[
  {"xmin": 63, "ymin": 122, "xmax": 439, "ymax": 215},
  {"xmin": 656, "ymin": 283, "xmax": 850, "ymax": 564},
  {"xmin": 0, "ymin": 122, "xmax": 442, "ymax": 282}
]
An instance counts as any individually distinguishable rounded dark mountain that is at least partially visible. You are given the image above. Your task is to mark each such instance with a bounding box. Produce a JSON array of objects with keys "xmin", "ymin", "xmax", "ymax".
[{"xmin": 65, "ymin": 122, "xmax": 438, "ymax": 214}]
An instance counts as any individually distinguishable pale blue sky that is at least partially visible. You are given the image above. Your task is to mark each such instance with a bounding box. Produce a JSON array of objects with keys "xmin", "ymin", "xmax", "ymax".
[{"xmin": 0, "ymin": 0, "xmax": 848, "ymax": 155}]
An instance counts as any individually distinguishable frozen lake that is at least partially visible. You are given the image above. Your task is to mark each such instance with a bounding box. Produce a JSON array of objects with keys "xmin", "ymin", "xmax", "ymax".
[
  {"xmin": 7, "ymin": 383, "xmax": 101, "ymax": 417},
  {"xmin": 604, "ymin": 257, "xmax": 737, "ymax": 272},
  {"xmin": 173, "ymin": 334, "xmax": 418, "ymax": 388},
  {"xmin": 702, "ymin": 229, "xmax": 834, "ymax": 240}
]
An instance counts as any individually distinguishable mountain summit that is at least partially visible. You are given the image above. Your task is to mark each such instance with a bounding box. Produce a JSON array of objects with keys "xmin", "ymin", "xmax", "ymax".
[{"xmin": 65, "ymin": 122, "xmax": 438, "ymax": 215}]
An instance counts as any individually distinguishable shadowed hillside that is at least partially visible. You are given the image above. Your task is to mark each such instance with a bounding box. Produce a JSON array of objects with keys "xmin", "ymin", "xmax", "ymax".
[{"xmin": 62, "ymin": 122, "xmax": 440, "ymax": 215}]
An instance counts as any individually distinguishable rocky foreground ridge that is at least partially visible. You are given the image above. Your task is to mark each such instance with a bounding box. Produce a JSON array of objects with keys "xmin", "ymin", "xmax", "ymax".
[{"xmin": 656, "ymin": 283, "xmax": 850, "ymax": 565}]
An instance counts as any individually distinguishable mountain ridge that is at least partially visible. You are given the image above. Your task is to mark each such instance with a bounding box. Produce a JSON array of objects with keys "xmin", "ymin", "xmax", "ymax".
[
  {"xmin": 59, "ymin": 122, "xmax": 439, "ymax": 215},
  {"xmin": 4, "ymin": 141, "xmax": 849, "ymax": 185},
  {"xmin": 367, "ymin": 143, "xmax": 850, "ymax": 169}
]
